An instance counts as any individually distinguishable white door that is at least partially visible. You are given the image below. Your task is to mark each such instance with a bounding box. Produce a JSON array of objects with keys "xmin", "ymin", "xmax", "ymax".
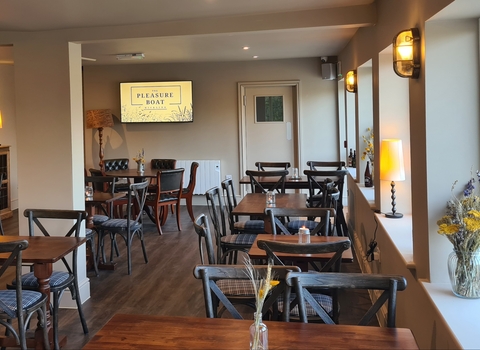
[{"xmin": 243, "ymin": 85, "xmax": 296, "ymax": 171}]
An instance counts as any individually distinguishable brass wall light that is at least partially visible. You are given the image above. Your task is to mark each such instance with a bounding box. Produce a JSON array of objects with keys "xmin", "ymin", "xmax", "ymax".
[
  {"xmin": 393, "ymin": 28, "xmax": 420, "ymax": 78},
  {"xmin": 345, "ymin": 70, "xmax": 357, "ymax": 93}
]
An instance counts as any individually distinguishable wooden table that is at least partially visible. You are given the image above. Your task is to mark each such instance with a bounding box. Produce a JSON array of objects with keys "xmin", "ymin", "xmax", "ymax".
[
  {"xmin": 232, "ymin": 193, "xmax": 307, "ymax": 233},
  {"xmin": 84, "ymin": 314, "xmax": 419, "ymax": 349},
  {"xmin": 105, "ymin": 168, "xmax": 159, "ymax": 180},
  {"xmin": 0, "ymin": 235, "xmax": 86, "ymax": 349},
  {"xmin": 248, "ymin": 234, "xmax": 353, "ymax": 270},
  {"xmin": 240, "ymin": 175, "xmax": 309, "ymax": 189}
]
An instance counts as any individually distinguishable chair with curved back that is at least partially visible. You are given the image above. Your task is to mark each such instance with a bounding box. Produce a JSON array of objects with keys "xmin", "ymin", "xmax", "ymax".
[
  {"xmin": 285, "ymin": 271, "xmax": 407, "ymax": 327},
  {"xmin": 256, "ymin": 239, "xmax": 351, "ymax": 322},
  {"xmin": 145, "ymin": 168, "xmax": 184, "ymax": 235},
  {"xmin": 304, "ymin": 169, "xmax": 348, "ymax": 237},
  {"xmin": 10, "ymin": 209, "xmax": 88, "ymax": 350},
  {"xmin": 221, "ymin": 178, "xmax": 264, "ymax": 234},
  {"xmin": 0, "ymin": 239, "xmax": 50, "ymax": 350},
  {"xmin": 306, "ymin": 161, "xmax": 345, "ymax": 171},
  {"xmin": 181, "ymin": 162, "xmax": 199, "ymax": 222},
  {"xmin": 245, "ymin": 169, "xmax": 288, "ymax": 194},
  {"xmin": 255, "ymin": 162, "xmax": 291, "ymax": 171},
  {"xmin": 151, "ymin": 159, "xmax": 177, "ymax": 170},
  {"xmin": 205, "ymin": 186, "xmax": 257, "ymax": 263},
  {"xmin": 96, "ymin": 180, "xmax": 150, "ymax": 275}
]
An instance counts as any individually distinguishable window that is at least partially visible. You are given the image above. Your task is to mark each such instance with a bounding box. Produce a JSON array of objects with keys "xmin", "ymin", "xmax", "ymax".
[{"xmin": 255, "ymin": 96, "xmax": 284, "ymax": 122}]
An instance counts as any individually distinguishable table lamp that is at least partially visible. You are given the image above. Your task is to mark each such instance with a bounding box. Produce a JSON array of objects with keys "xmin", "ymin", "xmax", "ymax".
[
  {"xmin": 0, "ymin": 110, "xmax": 3, "ymax": 146},
  {"xmin": 86, "ymin": 109, "xmax": 114, "ymax": 173},
  {"xmin": 379, "ymin": 139, "xmax": 405, "ymax": 218}
]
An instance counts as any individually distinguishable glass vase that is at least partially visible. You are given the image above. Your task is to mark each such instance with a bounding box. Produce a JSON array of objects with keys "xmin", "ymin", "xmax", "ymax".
[
  {"xmin": 448, "ymin": 249, "xmax": 480, "ymax": 299},
  {"xmin": 249, "ymin": 312, "xmax": 268, "ymax": 350},
  {"xmin": 136, "ymin": 161, "xmax": 145, "ymax": 174}
]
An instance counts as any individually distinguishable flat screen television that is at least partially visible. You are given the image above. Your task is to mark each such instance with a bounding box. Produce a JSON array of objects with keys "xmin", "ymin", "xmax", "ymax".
[{"xmin": 120, "ymin": 81, "xmax": 193, "ymax": 123}]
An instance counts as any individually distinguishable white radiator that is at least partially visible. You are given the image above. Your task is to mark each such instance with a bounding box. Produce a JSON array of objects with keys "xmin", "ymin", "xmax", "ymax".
[{"xmin": 176, "ymin": 160, "xmax": 221, "ymax": 195}]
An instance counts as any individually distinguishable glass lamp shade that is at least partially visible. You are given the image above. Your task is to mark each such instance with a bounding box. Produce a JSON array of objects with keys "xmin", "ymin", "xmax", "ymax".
[
  {"xmin": 345, "ymin": 70, "xmax": 357, "ymax": 93},
  {"xmin": 393, "ymin": 28, "xmax": 420, "ymax": 78}
]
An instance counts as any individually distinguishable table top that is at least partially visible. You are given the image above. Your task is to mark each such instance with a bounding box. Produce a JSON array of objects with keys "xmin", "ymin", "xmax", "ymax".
[
  {"xmin": 105, "ymin": 168, "xmax": 162, "ymax": 178},
  {"xmin": 83, "ymin": 314, "xmax": 418, "ymax": 349},
  {"xmin": 232, "ymin": 193, "xmax": 307, "ymax": 216},
  {"xmin": 248, "ymin": 234, "xmax": 353, "ymax": 262},
  {"xmin": 0, "ymin": 235, "xmax": 86, "ymax": 263},
  {"xmin": 85, "ymin": 192, "xmax": 126, "ymax": 204}
]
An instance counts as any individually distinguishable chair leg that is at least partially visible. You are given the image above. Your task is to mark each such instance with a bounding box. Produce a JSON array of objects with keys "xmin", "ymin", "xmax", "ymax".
[
  {"xmin": 0, "ymin": 217, "xmax": 4, "ymax": 236},
  {"xmin": 154, "ymin": 205, "xmax": 163, "ymax": 235},
  {"xmin": 72, "ymin": 281, "xmax": 89, "ymax": 335},
  {"xmin": 185, "ymin": 195, "xmax": 195, "ymax": 222},
  {"xmin": 40, "ymin": 303, "xmax": 51, "ymax": 350},
  {"xmin": 53, "ymin": 292, "xmax": 60, "ymax": 350},
  {"xmin": 175, "ymin": 203, "xmax": 182, "ymax": 231},
  {"xmin": 88, "ymin": 234, "xmax": 99, "ymax": 276}
]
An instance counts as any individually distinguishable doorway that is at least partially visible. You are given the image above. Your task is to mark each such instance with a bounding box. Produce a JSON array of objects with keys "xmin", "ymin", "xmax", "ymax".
[{"xmin": 238, "ymin": 81, "xmax": 300, "ymax": 191}]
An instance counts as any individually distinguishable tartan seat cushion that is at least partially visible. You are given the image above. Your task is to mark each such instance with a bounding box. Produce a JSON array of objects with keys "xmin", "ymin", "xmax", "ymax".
[
  {"xmin": 98, "ymin": 218, "xmax": 141, "ymax": 231},
  {"xmin": 287, "ymin": 220, "xmax": 318, "ymax": 233},
  {"xmin": 93, "ymin": 214, "xmax": 110, "ymax": 225},
  {"xmin": 234, "ymin": 220, "xmax": 264, "ymax": 232},
  {"xmin": 277, "ymin": 293, "xmax": 333, "ymax": 317},
  {"xmin": 13, "ymin": 270, "xmax": 72, "ymax": 289},
  {"xmin": 221, "ymin": 233, "xmax": 257, "ymax": 246},
  {"xmin": 216, "ymin": 279, "xmax": 256, "ymax": 297},
  {"xmin": 0, "ymin": 290, "xmax": 45, "ymax": 317}
]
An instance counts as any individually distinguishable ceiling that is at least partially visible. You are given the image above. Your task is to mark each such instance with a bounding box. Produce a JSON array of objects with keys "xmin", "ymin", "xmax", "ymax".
[
  {"xmin": 0, "ymin": 0, "xmax": 478, "ymax": 66},
  {"xmin": 0, "ymin": 0, "xmax": 376, "ymax": 65}
]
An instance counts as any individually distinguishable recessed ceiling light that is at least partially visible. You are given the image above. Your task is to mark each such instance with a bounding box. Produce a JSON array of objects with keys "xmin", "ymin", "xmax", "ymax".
[
  {"xmin": 243, "ymin": 46, "xmax": 250, "ymax": 50},
  {"xmin": 116, "ymin": 53, "xmax": 145, "ymax": 60},
  {"xmin": 253, "ymin": 56, "xmax": 259, "ymax": 59}
]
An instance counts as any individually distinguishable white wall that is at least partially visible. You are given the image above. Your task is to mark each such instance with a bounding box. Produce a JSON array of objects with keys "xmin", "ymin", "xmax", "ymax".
[{"xmin": 83, "ymin": 58, "xmax": 339, "ymax": 184}]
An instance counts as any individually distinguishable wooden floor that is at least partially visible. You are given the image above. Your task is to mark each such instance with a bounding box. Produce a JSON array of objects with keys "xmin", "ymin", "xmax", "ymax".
[{"xmin": 2, "ymin": 206, "xmax": 375, "ymax": 349}]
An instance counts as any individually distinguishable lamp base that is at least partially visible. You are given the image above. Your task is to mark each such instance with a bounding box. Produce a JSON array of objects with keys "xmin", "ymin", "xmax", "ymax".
[{"xmin": 385, "ymin": 212, "xmax": 403, "ymax": 219}]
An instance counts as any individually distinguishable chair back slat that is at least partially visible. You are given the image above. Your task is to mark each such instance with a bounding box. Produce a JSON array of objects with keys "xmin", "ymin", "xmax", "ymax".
[
  {"xmin": 255, "ymin": 162, "xmax": 291, "ymax": 171},
  {"xmin": 266, "ymin": 207, "xmax": 334, "ymax": 236},
  {"xmin": 306, "ymin": 161, "xmax": 345, "ymax": 171},
  {"xmin": 245, "ymin": 170, "xmax": 288, "ymax": 194},
  {"xmin": 285, "ymin": 271, "xmax": 407, "ymax": 327}
]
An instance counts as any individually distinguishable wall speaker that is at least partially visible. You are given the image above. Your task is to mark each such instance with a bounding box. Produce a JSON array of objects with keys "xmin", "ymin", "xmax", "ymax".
[{"xmin": 321, "ymin": 63, "xmax": 336, "ymax": 80}]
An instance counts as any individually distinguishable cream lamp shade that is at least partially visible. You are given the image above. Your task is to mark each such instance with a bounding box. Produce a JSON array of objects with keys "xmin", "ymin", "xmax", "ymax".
[
  {"xmin": 380, "ymin": 139, "xmax": 405, "ymax": 181},
  {"xmin": 0, "ymin": 110, "xmax": 3, "ymax": 129}
]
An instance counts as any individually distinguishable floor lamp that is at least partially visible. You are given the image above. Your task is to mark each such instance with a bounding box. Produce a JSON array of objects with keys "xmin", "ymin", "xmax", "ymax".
[
  {"xmin": 379, "ymin": 139, "xmax": 405, "ymax": 218},
  {"xmin": 86, "ymin": 109, "xmax": 114, "ymax": 173}
]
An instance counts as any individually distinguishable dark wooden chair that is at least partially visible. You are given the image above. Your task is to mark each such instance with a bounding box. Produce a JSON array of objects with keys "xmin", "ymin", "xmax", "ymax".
[
  {"xmin": 306, "ymin": 161, "xmax": 345, "ymax": 171},
  {"xmin": 304, "ymin": 169, "xmax": 348, "ymax": 237},
  {"xmin": 181, "ymin": 161, "xmax": 199, "ymax": 222},
  {"xmin": 256, "ymin": 239, "xmax": 351, "ymax": 322},
  {"xmin": 151, "ymin": 159, "xmax": 176, "ymax": 170},
  {"xmin": 96, "ymin": 180, "xmax": 149, "ymax": 275},
  {"xmin": 255, "ymin": 162, "xmax": 291, "ymax": 171},
  {"xmin": 205, "ymin": 186, "xmax": 257, "ymax": 263},
  {"xmin": 0, "ymin": 240, "xmax": 50, "ymax": 350},
  {"xmin": 145, "ymin": 168, "xmax": 184, "ymax": 235},
  {"xmin": 221, "ymin": 178, "xmax": 264, "ymax": 234},
  {"xmin": 245, "ymin": 169, "xmax": 288, "ymax": 194},
  {"xmin": 9, "ymin": 209, "xmax": 88, "ymax": 350},
  {"xmin": 193, "ymin": 263, "xmax": 300, "ymax": 320},
  {"xmin": 285, "ymin": 271, "xmax": 407, "ymax": 327},
  {"xmin": 265, "ymin": 207, "xmax": 334, "ymax": 236}
]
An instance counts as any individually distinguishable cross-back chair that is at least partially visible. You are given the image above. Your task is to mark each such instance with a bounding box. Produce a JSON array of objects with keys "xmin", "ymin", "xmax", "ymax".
[
  {"xmin": 181, "ymin": 161, "xmax": 199, "ymax": 222},
  {"xmin": 97, "ymin": 180, "xmax": 149, "ymax": 274},
  {"xmin": 245, "ymin": 169, "xmax": 288, "ymax": 194},
  {"xmin": 145, "ymin": 168, "xmax": 184, "ymax": 235},
  {"xmin": 285, "ymin": 271, "xmax": 407, "ymax": 327},
  {"xmin": 9, "ymin": 209, "xmax": 88, "ymax": 350},
  {"xmin": 306, "ymin": 161, "xmax": 345, "ymax": 171},
  {"xmin": 193, "ymin": 264, "xmax": 300, "ymax": 320},
  {"xmin": 205, "ymin": 186, "xmax": 257, "ymax": 263},
  {"xmin": 256, "ymin": 239, "xmax": 351, "ymax": 322},
  {"xmin": 221, "ymin": 178, "xmax": 264, "ymax": 234},
  {"xmin": 265, "ymin": 207, "xmax": 334, "ymax": 236},
  {"xmin": 0, "ymin": 239, "xmax": 50, "ymax": 350},
  {"xmin": 255, "ymin": 162, "xmax": 291, "ymax": 171},
  {"xmin": 304, "ymin": 169, "xmax": 348, "ymax": 237}
]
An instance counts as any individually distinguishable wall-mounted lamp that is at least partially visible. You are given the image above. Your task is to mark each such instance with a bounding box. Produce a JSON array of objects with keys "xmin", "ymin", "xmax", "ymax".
[
  {"xmin": 380, "ymin": 139, "xmax": 405, "ymax": 219},
  {"xmin": 393, "ymin": 28, "xmax": 420, "ymax": 79},
  {"xmin": 86, "ymin": 109, "xmax": 114, "ymax": 173},
  {"xmin": 345, "ymin": 70, "xmax": 357, "ymax": 93}
]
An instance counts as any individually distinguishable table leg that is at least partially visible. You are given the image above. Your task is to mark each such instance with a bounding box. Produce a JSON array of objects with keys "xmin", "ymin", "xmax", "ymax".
[{"xmin": 33, "ymin": 262, "xmax": 54, "ymax": 349}]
